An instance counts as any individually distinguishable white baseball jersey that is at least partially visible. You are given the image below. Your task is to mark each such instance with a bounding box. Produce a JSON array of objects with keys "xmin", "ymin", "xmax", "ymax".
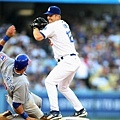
[
  {"xmin": 40, "ymin": 20, "xmax": 78, "ymax": 59},
  {"xmin": 0, "ymin": 52, "xmax": 43, "ymax": 119},
  {"xmin": 40, "ymin": 20, "xmax": 84, "ymax": 112}
]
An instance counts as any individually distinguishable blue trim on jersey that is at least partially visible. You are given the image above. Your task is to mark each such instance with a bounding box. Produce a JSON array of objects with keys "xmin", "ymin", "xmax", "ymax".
[
  {"xmin": 12, "ymin": 102, "xmax": 21, "ymax": 109},
  {"xmin": 40, "ymin": 32, "xmax": 45, "ymax": 39},
  {"xmin": 0, "ymin": 45, "xmax": 3, "ymax": 51}
]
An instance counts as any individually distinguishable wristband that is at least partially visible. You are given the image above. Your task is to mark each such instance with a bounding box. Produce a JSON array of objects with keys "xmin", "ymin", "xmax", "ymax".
[
  {"xmin": 3, "ymin": 35, "xmax": 10, "ymax": 42},
  {"xmin": 20, "ymin": 112, "xmax": 28, "ymax": 119}
]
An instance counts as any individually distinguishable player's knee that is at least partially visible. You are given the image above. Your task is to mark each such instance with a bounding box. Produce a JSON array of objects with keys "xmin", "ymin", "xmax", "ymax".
[
  {"xmin": 58, "ymin": 86, "xmax": 68, "ymax": 93},
  {"xmin": 35, "ymin": 97, "xmax": 42, "ymax": 108},
  {"xmin": 45, "ymin": 79, "xmax": 49, "ymax": 86},
  {"xmin": 45, "ymin": 78, "xmax": 55, "ymax": 86}
]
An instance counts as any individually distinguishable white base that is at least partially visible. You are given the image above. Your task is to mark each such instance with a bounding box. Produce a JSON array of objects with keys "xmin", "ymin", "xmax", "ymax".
[{"xmin": 1, "ymin": 113, "xmax": 90, "ymax": 120}]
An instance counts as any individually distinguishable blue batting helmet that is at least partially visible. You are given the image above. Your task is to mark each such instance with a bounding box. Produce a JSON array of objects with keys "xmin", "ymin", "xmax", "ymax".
[
  {"xmin": 14, "ymin": 54, "xmax": 31, "ymax": 71},
  {"xmin": 44, "ymin": 6, "xmax": 61, "ymax": 15}
]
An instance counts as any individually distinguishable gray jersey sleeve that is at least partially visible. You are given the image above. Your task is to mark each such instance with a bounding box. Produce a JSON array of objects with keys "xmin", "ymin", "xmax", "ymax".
[
  {"xmin": 0, "ymin": 52, "xmax": 9, "ymax": 65},
  {"xmin": 0, "ymin": 52, "xmax": 14, "ymax": 70}
]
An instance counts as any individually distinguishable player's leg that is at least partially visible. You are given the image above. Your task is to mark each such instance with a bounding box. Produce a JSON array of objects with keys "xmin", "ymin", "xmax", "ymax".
[
  {"xmin": 45, "ymin": 55, "xmax": 81, "ymax": 110},
  {"xmin": 6, "ymin": 95, "xmax": 14, "ymax": 110},
  {"xmin": 6, "ymin": 94, "xmax": 45, "ymax": 119},
  {"xmin": 58, "ymin": 73, "xmax": 87, "ymax": 117},
  {"xmin": 57, "ymin": 56, "xmax": 87, "ymax": 117},
  {"xmin": 45, "ymin": 56, "xmax": 79, "ymax": 111},
  {"xmin": 45, "ymin": 64, "xmax": 67, "ymax": 119},
  {"xmin": 23, "ymin": 93, "xmax": 44, "ymax": 119},
  {"xmin": 30, "ymin": 92, "xmax": 42, "ymax": 108},
  {"xmin": 45, "ymin": 55, "xmax": 87, "ymax": 119},
  {"xmin": 58, "ymin": 72, "xmax": 84, "ymax": 110},
  {"xmin": 44, "ymin": 56, "xmax": 77, "ymax": 118},
  {"xmin": 30, "ymin": 92, "xmax": 48, "ymax": 119}
]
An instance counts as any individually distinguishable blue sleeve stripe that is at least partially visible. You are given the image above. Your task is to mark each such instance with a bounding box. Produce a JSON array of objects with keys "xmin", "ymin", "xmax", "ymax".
[
  {"xmin": 12, "ymin": 102, "xmax": 21, "ymax": 109},
  {"xmin": 40, "ymin": 32, "xmax": 46, "ymax": 39}
]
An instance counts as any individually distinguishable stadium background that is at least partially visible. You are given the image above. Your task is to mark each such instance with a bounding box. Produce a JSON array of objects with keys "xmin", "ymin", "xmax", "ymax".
[{"xmin": 0, "ymin": 0, "xmax": 120, "ymax": 120}]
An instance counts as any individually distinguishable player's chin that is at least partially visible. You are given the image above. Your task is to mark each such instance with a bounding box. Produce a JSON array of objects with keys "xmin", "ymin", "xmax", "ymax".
[{"xmin": 48, "ymin": 20, "xmax": 53, "ymax": 23}]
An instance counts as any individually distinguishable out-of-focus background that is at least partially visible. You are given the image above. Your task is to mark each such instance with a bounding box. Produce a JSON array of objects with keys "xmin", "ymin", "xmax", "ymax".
[{"xmin": 0, "ymin": 0, "xmax": 120, "ymax": 120}]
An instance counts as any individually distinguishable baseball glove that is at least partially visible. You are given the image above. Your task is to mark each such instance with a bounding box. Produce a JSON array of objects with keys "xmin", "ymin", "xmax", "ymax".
[{"xmin": 30, "ymin": 17, "xmax": 48, "ymax": 30}]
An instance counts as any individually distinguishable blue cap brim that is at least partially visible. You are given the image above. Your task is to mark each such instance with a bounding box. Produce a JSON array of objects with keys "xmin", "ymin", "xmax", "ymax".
[{"xmin": 44, "ymin": 11, "xmax": 54, "ymax": 15}]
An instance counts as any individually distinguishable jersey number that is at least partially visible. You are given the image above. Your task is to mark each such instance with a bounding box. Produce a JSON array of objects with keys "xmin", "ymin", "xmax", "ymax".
[{"xmin": 63, "ymin": 23, "xmax": 74, "ymax": 42}]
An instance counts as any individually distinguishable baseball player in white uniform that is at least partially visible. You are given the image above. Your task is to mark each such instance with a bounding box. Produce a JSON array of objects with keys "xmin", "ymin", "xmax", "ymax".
[
  {"xmin": 0, "ymin": 25, "xmax": 47, "ymax": 120},
  {"xmin": 32, "ymin": 6, "xmax": 88, "ymax": 120}
]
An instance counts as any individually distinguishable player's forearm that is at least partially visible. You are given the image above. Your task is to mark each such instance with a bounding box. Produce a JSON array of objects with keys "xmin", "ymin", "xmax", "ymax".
[
  {"xmin": 0, "ymin": 39, "xmax": 6, "ymax": 47},
  {"xmin": 0, "ymin": 36, "xmax": 10, "ymax": 51},
  {"xmin": 33, "ymin": 28, "xmax": 44, "ymax": 41},
  {"xmin": 0, "ymin": 25, "xmax": 16, "ymax": 51},
  {"xmin": 13, "ymin": 103, "xmax": 29, "ymax": 119},
  {"xmin": 14, "ymin": 104, "xmax": 24, "ymax": 114}
]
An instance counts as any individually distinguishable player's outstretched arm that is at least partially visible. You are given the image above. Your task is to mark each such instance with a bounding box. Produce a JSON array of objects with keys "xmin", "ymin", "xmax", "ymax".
[{"xmin": 0, "ymin": 25, "xmax": 16, "ymax": 51}]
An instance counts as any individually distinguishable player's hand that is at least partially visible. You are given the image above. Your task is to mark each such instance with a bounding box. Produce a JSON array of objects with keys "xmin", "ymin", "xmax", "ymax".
[
  {"xmin": 6, "ymin": 25, "xmax": 16, "ymax": 37},
  {"xmin": 30, "ymin": 17, "xmax": 48, "ymax": 30}
]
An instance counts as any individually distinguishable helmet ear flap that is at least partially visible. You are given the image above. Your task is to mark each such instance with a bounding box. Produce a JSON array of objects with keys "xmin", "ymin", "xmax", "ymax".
[{"xmin": 14, "ymin": 54, "xmax": 30, "ymax": 71}]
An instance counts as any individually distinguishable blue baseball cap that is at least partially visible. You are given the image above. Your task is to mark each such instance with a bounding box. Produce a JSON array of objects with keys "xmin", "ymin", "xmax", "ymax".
[
  {"xmin": 14, "ymin": 54, "xmax": 31, "ymax": 71},
  {"xmin": 44, "ymin": 6, "xmax": 61, "ymax": 15}
]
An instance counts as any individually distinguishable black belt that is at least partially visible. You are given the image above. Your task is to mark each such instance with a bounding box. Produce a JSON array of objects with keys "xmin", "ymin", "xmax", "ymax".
[{"xmin": 57, "ymin": 53, "xmax": 76, "ymax": 62}]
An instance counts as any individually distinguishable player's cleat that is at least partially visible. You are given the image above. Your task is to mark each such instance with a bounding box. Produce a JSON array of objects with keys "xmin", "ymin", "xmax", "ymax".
[
  {"xmin": 47, "ymin": 111, "xmax": 62, "ymax": 120},
  {"xmin": 73, "ymin": 108, "xmax": 88, "ymax": 117},
  {"xmin": 2, "ymin": 110, "xmax": 12, "ymax": 117},
  {"xmin": 40, "ymin": 114, "xmax": 50, "ymax": 120}
]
